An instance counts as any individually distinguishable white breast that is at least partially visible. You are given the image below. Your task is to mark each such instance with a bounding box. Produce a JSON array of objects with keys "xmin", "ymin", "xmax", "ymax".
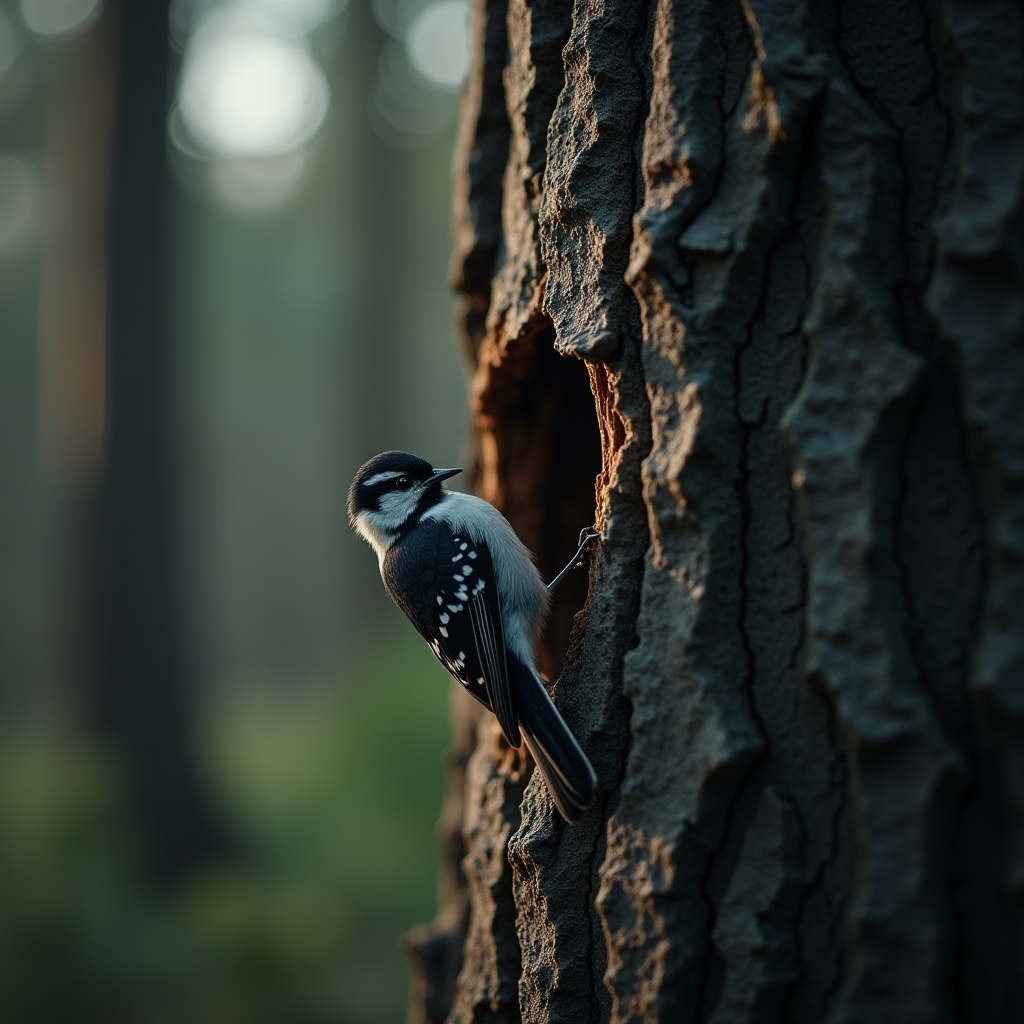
[{"xmin": 353, "ymin": 510, "xmax": 393, "ymax": 569}]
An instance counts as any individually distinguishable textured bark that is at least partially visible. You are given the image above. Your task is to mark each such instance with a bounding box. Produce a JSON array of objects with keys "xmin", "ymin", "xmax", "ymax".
[{"xmin": 406, "ymin": 1, "xmax": 1024, "ymax": 1021}]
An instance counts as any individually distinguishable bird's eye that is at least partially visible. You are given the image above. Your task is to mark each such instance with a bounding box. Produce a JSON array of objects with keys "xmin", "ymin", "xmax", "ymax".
[{"xmin": 395, "ymin": 475, "xmax": 413, "ymax": 491}]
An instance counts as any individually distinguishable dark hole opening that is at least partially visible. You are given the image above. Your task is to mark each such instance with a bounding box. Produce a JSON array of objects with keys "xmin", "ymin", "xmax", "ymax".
[{"xmin": 482, "ymin": 323, "xmax": 603, "ymax": 678}]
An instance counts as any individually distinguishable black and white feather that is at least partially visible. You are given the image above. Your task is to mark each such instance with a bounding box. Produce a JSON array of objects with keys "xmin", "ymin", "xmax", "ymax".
[{"xmin": 348, "ymin": 451, "xmax": 597, "ymax": 822}]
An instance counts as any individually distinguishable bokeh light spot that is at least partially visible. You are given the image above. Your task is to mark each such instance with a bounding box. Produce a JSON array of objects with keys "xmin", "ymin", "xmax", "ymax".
[
  {"xmin": 179, "ymin": 18, "xmax": 329, "ymax": 158},
  {"xmin": 244, "ymin": 0, "xmax": 344, "ymax": 33},
  {"xmin": 405, "ymin": 0, "xmax": 469, "ymax": 92},
  {"xmin": 19, "ymin": 0, "xmax": 102, "ymax": 37}
]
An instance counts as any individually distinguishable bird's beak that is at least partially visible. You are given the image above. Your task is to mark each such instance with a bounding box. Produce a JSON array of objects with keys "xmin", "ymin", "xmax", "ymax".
[{"xmin": 425, "ymin": 467, "xmax": 462, "ymax": 486}]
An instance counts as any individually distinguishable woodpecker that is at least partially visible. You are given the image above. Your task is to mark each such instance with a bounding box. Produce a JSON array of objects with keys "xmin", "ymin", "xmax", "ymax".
[{"xmin": 348, "ymin": 450, "xmax": 597, "ymax": 822}]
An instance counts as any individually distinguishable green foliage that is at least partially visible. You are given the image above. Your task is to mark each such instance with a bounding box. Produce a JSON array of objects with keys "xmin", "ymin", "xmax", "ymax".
[{"xmin": 0, "ymin": 631, "xmax": 451, "ymax": 1024}]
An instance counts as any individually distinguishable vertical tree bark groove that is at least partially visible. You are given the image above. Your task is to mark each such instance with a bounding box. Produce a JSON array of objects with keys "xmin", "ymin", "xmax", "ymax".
[{"xmin": 406, "ymin": 1, "xmax": 1024, "ymax": 1022}]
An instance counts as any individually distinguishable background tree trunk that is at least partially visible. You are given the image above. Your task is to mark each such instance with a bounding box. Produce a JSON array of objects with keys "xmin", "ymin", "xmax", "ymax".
[
  {"xmin": 98, "ymin": 0, "xmax": 224, "ymax": 881},
  {"xmin": 406, "ymin": 0, "xmax": 1024, "ymax": 1021}
]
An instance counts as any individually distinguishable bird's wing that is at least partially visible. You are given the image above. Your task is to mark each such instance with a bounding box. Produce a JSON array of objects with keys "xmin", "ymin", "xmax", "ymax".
[
  {"xmin": 467, "ymin": 584, "xmax": 518, "ymax": 748},
  {"xmin": 382, "ymin": 518, "xmax": 521, "ymax": 748}
]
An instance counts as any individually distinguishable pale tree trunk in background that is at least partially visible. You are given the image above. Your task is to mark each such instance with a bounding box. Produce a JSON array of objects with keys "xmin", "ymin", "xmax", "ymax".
[{"xmin": 405, "ymin": 0, "xmax": 1024, "ymax": 1022}]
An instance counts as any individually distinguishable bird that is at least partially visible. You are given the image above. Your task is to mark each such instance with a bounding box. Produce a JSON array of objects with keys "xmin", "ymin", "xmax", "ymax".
[{"xmin": 348, "ymin": 450, "xmax": 597, "ymax": 822}]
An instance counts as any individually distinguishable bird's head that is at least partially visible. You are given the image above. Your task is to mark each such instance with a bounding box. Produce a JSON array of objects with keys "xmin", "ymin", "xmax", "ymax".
[{"xmin": 348, "ymin": 451, "xmax": 462, "ymax": 556}]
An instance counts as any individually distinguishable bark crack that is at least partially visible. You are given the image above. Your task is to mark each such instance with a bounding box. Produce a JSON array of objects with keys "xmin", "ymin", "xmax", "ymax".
[
  {"xmin": 784, "ymin": 677, "xmax": 851, "ymax": 1021},
  {"xmin": 693, "ymin": 43, "xmax": 826, "ymax": 1011}
]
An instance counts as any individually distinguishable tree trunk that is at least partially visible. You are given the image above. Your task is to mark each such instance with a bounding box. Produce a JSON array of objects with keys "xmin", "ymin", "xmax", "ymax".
[
  {"xmin": 406, "ymin": 1, "xmax": 1024, "ymax": 1022},
  {"xmin": 99, "ymin": 0, "xmax": 224, "ymax": 882}
]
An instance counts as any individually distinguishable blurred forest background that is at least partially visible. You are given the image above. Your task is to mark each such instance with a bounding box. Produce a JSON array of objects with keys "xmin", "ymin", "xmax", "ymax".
[{"xmin": 0, "ymin": 0, "xmax": 470, "ymax": 1019}]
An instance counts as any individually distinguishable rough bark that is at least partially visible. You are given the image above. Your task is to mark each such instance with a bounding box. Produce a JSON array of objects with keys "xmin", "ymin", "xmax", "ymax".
[{"xmin": 407, "ymin": 1, "xmax": 1024, "ymax": 1021}]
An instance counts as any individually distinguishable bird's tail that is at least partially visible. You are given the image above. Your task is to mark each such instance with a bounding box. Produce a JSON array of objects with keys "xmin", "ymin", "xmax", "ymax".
[{"xmin": 512, "ymin": 662, "xmax": 597, "ymax": 823}]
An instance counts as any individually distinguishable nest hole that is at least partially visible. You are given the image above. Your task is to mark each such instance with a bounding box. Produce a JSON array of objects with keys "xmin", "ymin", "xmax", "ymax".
[{"xmin": 478, "ymin": 323, "xmax": 603, "ymax": 677}]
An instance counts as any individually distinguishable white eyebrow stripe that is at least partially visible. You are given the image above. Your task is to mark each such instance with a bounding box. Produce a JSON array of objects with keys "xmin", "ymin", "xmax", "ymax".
[{"xmin": 364, "ymin": 470, "xmax": 404, "ymax": 486}]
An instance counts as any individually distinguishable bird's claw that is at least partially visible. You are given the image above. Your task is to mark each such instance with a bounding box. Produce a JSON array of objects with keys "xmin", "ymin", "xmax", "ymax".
[
  {"xmin": 574, "ymin": 528, "xmax": 599, "ymax": 567},
  {"xmin": 546, "ymin": 528, "xmax": 600, "ymax": 592}
]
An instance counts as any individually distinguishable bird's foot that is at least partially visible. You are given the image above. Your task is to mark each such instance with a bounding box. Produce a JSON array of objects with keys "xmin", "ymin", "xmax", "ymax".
[{"xmin": 547, "ymin": 527, "xmax": 600, "ymax": 592}]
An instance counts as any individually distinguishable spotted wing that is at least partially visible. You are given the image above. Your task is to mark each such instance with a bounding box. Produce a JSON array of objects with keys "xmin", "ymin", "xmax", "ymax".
[{"xmin": 382, "ymin": 518, "xmax": 521, "ymax": 748}]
